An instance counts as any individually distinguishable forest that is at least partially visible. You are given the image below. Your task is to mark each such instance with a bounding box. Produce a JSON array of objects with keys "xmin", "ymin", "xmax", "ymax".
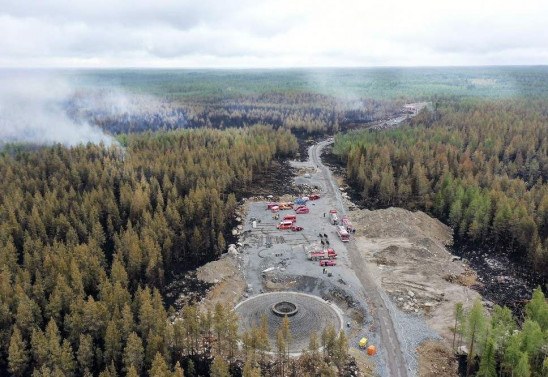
[
  {"xmin": 333, "ymin": 100, "xmax": 548, "ymax": 277},
  {"xmin": 0, "ymin": 126, "xmax": 299, "ymax": 376},
  {"xmin": 68, "ymin": 91, "xmax": 400, "ymax": 135},
  {"xmin": 453, "ymin": 288, "xmax": 547, "ymax": 376}
]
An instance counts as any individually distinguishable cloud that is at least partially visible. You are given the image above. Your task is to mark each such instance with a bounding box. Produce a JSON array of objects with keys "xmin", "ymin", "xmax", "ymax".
[{"xmin": 0, "ymin": 0, "xmax": 547, "ymax": 67}]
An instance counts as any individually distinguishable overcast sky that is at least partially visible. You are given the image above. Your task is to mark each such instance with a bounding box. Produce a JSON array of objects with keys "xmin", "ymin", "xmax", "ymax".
[{"xmin": 0, "ymin": 0, "xmax": 547, "ymax": 68}]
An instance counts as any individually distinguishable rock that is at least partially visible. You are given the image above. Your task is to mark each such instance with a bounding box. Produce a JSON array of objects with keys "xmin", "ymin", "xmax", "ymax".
[{"xmin": 408, "ymin": 290, "xmax": 415, "ymax": 298}]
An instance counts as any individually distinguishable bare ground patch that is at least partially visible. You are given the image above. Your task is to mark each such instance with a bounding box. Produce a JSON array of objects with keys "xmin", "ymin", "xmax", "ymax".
[
  {"xmin": 350, "ymin": 207, "xmax": 481, "ymax": 343},
  {"xmin": 417, "ymin": 341, "xmax": 458, "ymax": 377}
]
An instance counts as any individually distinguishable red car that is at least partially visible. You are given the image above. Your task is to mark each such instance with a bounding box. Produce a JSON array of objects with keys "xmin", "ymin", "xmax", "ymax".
[
  {"xmin": 295, "ymin": 206, "xmax": 309, "ymax": 214},
  {"xmin": 291, "ymin": 226, "xmax": 303, "ymax": 231},
  {"xmin": 320, "ymin": 260, "xmax": 336, "ymax": 266},
  {"xmin": 309, "ymin": 194, "xmax": 321, "ymax": 200}
]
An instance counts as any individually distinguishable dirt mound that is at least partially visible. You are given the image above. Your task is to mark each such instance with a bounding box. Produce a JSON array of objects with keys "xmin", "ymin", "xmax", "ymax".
[
  {"xmin": 350, "ymin": 207, "xmax": 481, "ymax": 343},
  {"xmin": 353, "ymin": 207, "xmax": 452, "ymax": 246}
]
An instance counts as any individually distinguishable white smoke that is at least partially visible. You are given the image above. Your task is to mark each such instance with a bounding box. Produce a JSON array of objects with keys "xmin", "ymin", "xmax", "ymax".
[{"xmin": 0, "ymin": 73, "xmax": 117, "ymax": 146}]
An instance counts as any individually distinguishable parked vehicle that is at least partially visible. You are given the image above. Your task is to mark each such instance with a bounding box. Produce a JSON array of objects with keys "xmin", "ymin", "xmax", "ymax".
[
  {"xmin": 308, "ymin": 248, "xmax": 337, "ymax": 260},
  {"xmin": 283, "ymin": 214, "xmax": 297, "ymax": 223},
  {"xmin": 320, "ymin": 259, "xmax": 336, "ymax": 266},
  {"xmin": 291, "ymin": 226, "xmax": 303, "ymax": 231},
  {"xmin": 294, "ymin": 197, "xmax": 307, "ymax": 205},
  {"xmin": 309, "ymin": 194, "xmax": 320, "ymax": 200},
  {"xmin": 342, "ymin": 216, "xmax": 354, "ymax": 232},
  {"xmin": 329, "ymin": 210, "xmax": 339, "ymax": 225},
  {"xmin": 295, "ymin": 206, "xmax": 309, "ymax": 214},
  {"xmin": 278, "ymin": 202, "xmax": 294, "ymax": 210},
  {"xmin": 267, "ymin": 202, "xmax": 279, "ymax": 209},
  {"xmin": 336, "ymin": 225, "xmax": 350, "ymax": 242},
  {"xmin": 277, "ymin": 221, "xmax": 293, "ymax": 230}
]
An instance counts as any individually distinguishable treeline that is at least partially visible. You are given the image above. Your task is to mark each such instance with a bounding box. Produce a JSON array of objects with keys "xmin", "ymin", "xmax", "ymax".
[
  {"xmin": 0, "ymin": 126, "xmax": 298, "ymax": 376},
  {"xmin": 333, "ymin": 100, "xmax": 548, "ymax": 276},
  {"xmin": 453, "ymin": 287, "xmax": 547, "ymax": 376},
  {"xmin": 81, "ymin": 92, "xmax": 401, "ymax": 135}
]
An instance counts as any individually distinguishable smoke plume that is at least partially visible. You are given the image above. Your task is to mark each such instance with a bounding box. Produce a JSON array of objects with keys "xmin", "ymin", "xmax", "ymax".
[{"xmin": 0, "ymin": 73, "xmax": 117, "ymax": 147}]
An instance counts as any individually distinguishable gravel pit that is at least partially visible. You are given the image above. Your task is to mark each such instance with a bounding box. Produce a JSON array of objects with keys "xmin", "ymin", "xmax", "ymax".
[{"xmin": 235, "ymin": 292, "xmax": 344, "ymax": 353}]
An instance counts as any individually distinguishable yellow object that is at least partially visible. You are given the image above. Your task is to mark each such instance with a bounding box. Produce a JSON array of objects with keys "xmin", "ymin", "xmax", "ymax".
[
  {"xmin": 367, "ymin": 345, "xmax": 377, "ymax": 356},
  {"xmin": 359, "ymin": 337, "xmax": 367, "ymax": 348}
]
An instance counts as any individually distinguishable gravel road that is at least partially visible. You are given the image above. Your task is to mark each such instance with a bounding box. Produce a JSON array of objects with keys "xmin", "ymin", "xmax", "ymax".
[{"xmin": 311, "ymin": 139, "xmax": 410, "ymax": 377}]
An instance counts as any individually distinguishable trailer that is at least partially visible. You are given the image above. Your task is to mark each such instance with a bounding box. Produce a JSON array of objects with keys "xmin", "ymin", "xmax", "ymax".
[
  {"xmin": 336, "ymin": 226, "xmax": 350, "ymax": 242},
  {"xmin": 308, "ymin": 248, "xmax": 337, "ymax": 261},
  {"xmin": 341, "ymin": 216, "xmax": 354, "ymax": 233}
]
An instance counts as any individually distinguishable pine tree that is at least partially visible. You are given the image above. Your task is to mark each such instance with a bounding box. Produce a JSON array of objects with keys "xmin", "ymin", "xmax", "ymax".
[
  {"xmin": 210, "ymin": 356, "xmax": 230, "ymax": 377},
  {"xmin": 466, "ymin": 300, "xmax": 487, "ymax": 376},
  {"xmin": 477, "ymin": 336, "xmax": 496, "ymax": 377},
  {"xmin": 514, "ymin": 352, "xmax": 531, "ymax": 377},
  {"xmin": 123, "ymin": 332, "xmax": 144, "ymax": 374},
  {"xmin": 104, "ymin": 320, "xmax": 122, "ymax": 367},
  {"xmin": 8, "ymin": 327, "xmax": 29, "ymax": 377},
  {"xmin": 172, "ymin": 361, "xmax": 184, "ymax": 377},
  {"xmin": 77, "ymin": 334, "xmax": 94, "ymax": 373},
  {"xmin": 149, "ymin": 352, "xmax": 170, "ymax": 377}
]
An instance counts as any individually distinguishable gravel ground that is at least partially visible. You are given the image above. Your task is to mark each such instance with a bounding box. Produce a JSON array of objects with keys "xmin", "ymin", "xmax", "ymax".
[{"xmin": 236, "ymin": 161, "xmax": 384, "ymax": 373}]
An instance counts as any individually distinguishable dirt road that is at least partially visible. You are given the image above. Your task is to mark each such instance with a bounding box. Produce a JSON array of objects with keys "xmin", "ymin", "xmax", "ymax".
[{"xmin": 311, "ymin": 139, "xmax": 410, "ymax": 377}]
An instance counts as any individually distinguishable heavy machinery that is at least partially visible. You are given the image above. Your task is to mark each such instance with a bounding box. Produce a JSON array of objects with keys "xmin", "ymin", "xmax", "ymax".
[{"xmin": 308, "ymin": 248, "xmax": 337, "ymax": 261}]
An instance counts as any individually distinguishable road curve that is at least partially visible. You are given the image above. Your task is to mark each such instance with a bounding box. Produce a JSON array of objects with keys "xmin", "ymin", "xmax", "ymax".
[{"xmin": 310, "ymin": 139, "xmax": 409, "ymax": 377}]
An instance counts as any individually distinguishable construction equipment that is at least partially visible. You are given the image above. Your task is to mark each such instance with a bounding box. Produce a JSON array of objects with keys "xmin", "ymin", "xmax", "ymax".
[
  {"xmin": 359, "ymin": 338, "xmax": 368, "ymax": 348},
  {"xmin": 367, "ymin": 345, "xmax": 377, "ymax": 356},
  {"xmin": 308, "ymin": 248, "xmax": 337, "ymax": 261},
  {"xmin": 336, "ymin": 226, "xmax": 350, "ymax": 242}
]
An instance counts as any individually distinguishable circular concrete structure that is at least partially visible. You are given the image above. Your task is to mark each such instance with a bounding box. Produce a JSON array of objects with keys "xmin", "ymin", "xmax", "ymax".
[
  {"xmin": 272, "ymin": 301, "xmax": 298, "ymax": 317},
  {"xmin": 235, "ymin": 292, "xmax": 344, "ymax": 353}
]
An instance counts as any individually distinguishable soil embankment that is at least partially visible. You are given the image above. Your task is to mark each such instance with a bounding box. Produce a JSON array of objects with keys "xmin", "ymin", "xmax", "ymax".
[{"xmin": 350, "ymin": 207, "xmax": 481, "ymax": 341}]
